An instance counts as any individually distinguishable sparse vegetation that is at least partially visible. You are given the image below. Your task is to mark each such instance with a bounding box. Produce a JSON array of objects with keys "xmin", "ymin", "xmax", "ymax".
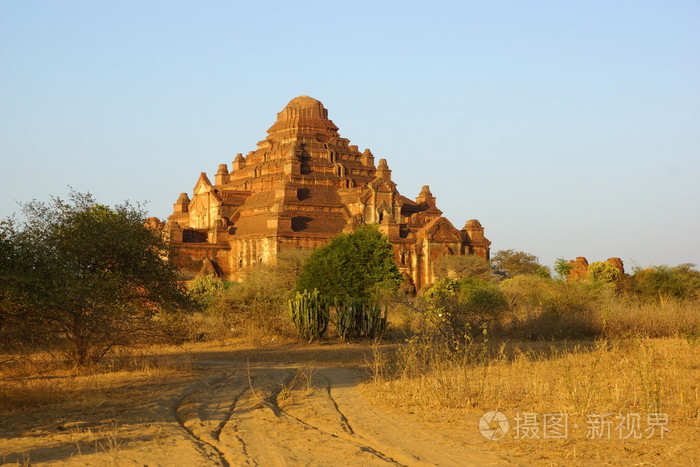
[
  {"xmin": 3, "ymin": 200, "xmax": 699, "ymax": 466},
  {"xmin": 394, "ymin": 254, "xmax": 700, "ymax": 343},
  {"xmin": 490, "ymin": 249, "xmax": 549, "ymax": 280},
  {"xmin": 370, "ymin": 253, "xmax": 700, "ymax": 462},
  {"xmin": 183, "ymin": 250, "xmax": 310, "ymax": 343},
  {"xmin": 421, "ymin": 277, "xmax": 507, "ymax": 348},
  {"xmin": 369, "ymin": 337, "xmax": 700, "ymax": 437},
  {"xmin": 369, "ymin": 258, "xmax": 700, "ymax": 463}
]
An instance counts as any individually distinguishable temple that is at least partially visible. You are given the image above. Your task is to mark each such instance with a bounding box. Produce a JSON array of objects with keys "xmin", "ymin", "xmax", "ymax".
[{"xmin": 167, "ymin": 96, "xmax": 490, "ymax": 290}]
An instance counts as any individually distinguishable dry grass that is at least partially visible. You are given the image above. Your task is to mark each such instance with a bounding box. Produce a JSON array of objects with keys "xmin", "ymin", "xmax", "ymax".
[
  {"xmin": 279, "ymin": 363, "xmax": 318, "ymax": 402},
  {"xmin": 369, "ymin": 337, "xmax": 700, "ymax": 464},
  {"xmin": 601, "ymin": 300, "xmax": 700, "ymax": 339},
  {"xmin": 0, "ymin": 345, "xmax": 193, "ymax": 412},
  {"xmin": 371, "ymin": 337, "xmax": 699, "ymax": 417}
]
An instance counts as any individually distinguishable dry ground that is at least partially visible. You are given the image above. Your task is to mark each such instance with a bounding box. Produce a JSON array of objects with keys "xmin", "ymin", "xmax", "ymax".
[{"xmin": 1, "ymin": 339, "xmax": 698, "ymax": 466}]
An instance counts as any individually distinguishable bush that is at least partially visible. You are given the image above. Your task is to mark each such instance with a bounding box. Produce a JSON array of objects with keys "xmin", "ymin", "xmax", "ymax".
[
  {"xmin": 553, "ymin": 256, "xmax": 573, "ymax": 280},
  {"xmin": 423, "ymin": 277, "xmax": 508, "ymax": 348},
  {"xmin": 491, "ymin": 249, "xmax": 548, "ymax": 280},
  {"xmin": 296, "ymin": 225, "xmax": 402, "ymax": 301},
  {"xmin": 187, "ymin": 275, "xmax": 228, "ymax": 307},
  {"xmin": 433, "ymin": 254, "xmax": 492, "ymax": 281},
  {"xmin": 629, "ymin": 264, "xmax": 700, "ymax": 302},
  {"xmin": 499, "ymin": 275, "xmax": 606, "ymax": 339},
  {"xmin": 588, "ymin": 261, "xmax": 623, "ymax": 284},
  {"xmin": 188, "ymin": 250, "xmax": 310, "ymax": 342}
]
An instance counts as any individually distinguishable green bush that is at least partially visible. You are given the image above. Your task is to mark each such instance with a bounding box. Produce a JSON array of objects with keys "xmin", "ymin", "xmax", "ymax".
[
  {"xmin": 553, "ymin": 256, "xmax": 573, "ymax": 281},
  {"xmin": 629, "ymin": 264, "xmax": 700, "ymax": 302},
  {"xmin": 423, "ymin": 277, "xmax": 507, "ymax": 348},
  {"xmin": 296, "ymin": 225, "xmax": 402, "ymax": 301},
  {"xmin": 187, "ymin": 275, "xmax": 228, "ymax": 307},
  {"xmin": 588, "ymin": 261, "xmax": 622, "ymax": 284},
  {"xmin": 433, "ymin": 254, "xmax": 492, "ymax": 281},
  {"xmin": 491, "ymin": 249, "xmax": 548, "ymax": 280}
]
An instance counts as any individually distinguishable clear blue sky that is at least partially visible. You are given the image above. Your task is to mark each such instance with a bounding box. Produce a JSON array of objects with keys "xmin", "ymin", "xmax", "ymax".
[{"xmin": 1, "ymin": 1, "xmax": 698, "ymax": 270}]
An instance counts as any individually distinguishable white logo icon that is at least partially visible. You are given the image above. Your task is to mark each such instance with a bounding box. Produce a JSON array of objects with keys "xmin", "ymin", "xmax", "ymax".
[{"xmin": 479, "ymin": 411, "xmax": 509, "ymax": 440}]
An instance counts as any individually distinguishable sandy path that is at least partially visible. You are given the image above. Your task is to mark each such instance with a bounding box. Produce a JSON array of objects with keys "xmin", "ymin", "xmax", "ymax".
[
  {"xmin": 171, "ymin": 362, "xmax": 510, "ymax": 466},
  {"xmin": 1, "ymin": 346, "xmax": 511, "ymax": 466}
]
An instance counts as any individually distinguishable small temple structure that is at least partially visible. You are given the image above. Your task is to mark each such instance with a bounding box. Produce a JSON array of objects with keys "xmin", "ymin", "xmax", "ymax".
[{"xmin": 167, "ymin": 96, "xmax": 490, "ymax": 290}]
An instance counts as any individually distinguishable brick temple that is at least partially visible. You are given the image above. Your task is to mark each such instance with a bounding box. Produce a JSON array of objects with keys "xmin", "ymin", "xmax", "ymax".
[{"xmin": 167, "ymin": 96, "xmax": 490, "ymax": 290}]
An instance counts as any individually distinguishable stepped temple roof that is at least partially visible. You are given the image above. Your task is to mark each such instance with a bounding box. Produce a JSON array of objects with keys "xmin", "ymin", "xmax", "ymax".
[{"xmin": 166, "ymin": 96, "xmax": 490, "ymax": 289}]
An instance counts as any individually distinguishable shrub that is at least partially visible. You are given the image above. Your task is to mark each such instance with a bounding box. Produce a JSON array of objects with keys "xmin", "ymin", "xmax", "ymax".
[
  {"xmin": 553, "ymin": 256, "xmax": 573, "ymax": 281},
  {"xmin": 296, "ymin": 225, "xmax": 402, "ymax": 301},
  {"xmin": 423, "ymin": 277, "xmax": 508, "ymax": 348},
  {"xmin": 433, "ymin": 254, "xmax": 492, "ymax": 281},
  {"xmin": 499, "ymin": 275, "xmax": 606, "ymax": 339},
  {"xmin": 588, "ymin": 261, "xmax": 622, "ymax": 284},
  {"xmin": 629, "ymin": 264, "xmax": 700, "ymax": 302},
  {"xmin": 491, "ymin": 249, "xmax": 548, "ymax": 280},
  {"xmin": 187, "ymin": 275, "xmax": 227, "ymax": 307},
  {"xmin": 194, "ymin": 253, "xmax": 308, "ymax": 342}
]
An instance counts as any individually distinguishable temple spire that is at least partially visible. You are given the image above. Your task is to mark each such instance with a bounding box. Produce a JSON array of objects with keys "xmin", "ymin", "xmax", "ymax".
[{"xmin": 266, "ymin": 95, "xmax": 339, "ymax": 141}]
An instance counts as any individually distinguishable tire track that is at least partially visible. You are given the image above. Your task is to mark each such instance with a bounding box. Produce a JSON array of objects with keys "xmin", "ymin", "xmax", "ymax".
[
  {"xmin": 270, "ymin": 370, "xmax": 404, "ymax": 465},
  {"xmin": 176, "ymin": 364, "xmax": 491, "ymax": 466},
  {"xmin": 318, "ymin": 372, "xmax": 355, "ymax": 435},
  {"xmin": 174, "ymin": 373, "xmax": 234, "ymax": 466},
  {"xmin": 174, "ymin": 371, "xmax": 251, "ymax": 466}
]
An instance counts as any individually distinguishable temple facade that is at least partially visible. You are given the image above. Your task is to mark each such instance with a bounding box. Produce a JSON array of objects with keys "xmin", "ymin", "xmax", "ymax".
[{"xmin": 167, "ymin": 96, "xmax": 490, "ymax": 290}]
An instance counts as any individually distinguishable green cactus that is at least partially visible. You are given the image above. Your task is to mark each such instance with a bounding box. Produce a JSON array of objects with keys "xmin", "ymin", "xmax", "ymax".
[
  {"xmin": 334, "ymin": 297, "xmax": 363, "ymax": 340},
  {"xmin": 361, "ymin": 298, "xmax": 388, "ymax": 339},
  {"xmin": 288, "ymin": 289, "xmax": 329, "ymax": 342},
  {"xmin": 334, "ymin": 297, "xmax": 388, "ymax": 340}
]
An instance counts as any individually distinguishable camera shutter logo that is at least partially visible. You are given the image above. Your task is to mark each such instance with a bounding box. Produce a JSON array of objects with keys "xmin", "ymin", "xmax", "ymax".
[{"xmin": 479, "ymin": 411, "xmax": 509, "ymax": 440}]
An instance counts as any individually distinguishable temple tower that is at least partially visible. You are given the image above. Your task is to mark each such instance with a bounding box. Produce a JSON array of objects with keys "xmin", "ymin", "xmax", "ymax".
[{"xmin": 167, "ymin": 96, "xmax": 490, "ymax": 289}]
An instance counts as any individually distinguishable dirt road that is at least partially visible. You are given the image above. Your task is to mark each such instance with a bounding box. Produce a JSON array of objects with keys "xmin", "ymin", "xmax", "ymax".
[
  {"xmin": 1, "ymin": 344, "xmax": 512, "ymax": 466},
  {"xmin": 171, "ymin": 365, "xmax": 510, "ymax": 466}
]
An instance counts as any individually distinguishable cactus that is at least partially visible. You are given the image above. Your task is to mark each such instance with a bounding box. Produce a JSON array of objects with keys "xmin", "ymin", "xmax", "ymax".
[
  {"xmin": 362, "ymin": 298, "xmax": 388, "ymax": 339},
  {"xmin": 334, "ymin": 297, "xmax": 388, "ymax": 340},
  {"xmin": 335, "ymin": 297, "xmax": 363, "ymax": 340},
  {"xmin": 288, "ymin": 289, "xmax": 329, "ymax": 342}
]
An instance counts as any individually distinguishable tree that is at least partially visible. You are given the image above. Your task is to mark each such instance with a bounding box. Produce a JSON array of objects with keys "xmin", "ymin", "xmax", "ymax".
[
  {"xmin": 553, "ymin": 256, "xmax": 573, "ymax": 281},
  {"xmin": 587, "ymin": 261, "xmax": 622, "ymax": 284},
  {"xmin": 434, "ymin": 254, "xmax": 492, "ymax": 281},
  {"xmin": 630, "ymin": 264, "xmax": 700, "ymax": 302},
  {"xmin": 0, "ymin": 192, "xmax": 193, "ymax": 365},
  {"xmin": 296, "ymin": 225, "xmax": 402, "ymax": 301},
  {"xmin": 491, "ymin": 249, "xmax": 548, "ymax": 279}
]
